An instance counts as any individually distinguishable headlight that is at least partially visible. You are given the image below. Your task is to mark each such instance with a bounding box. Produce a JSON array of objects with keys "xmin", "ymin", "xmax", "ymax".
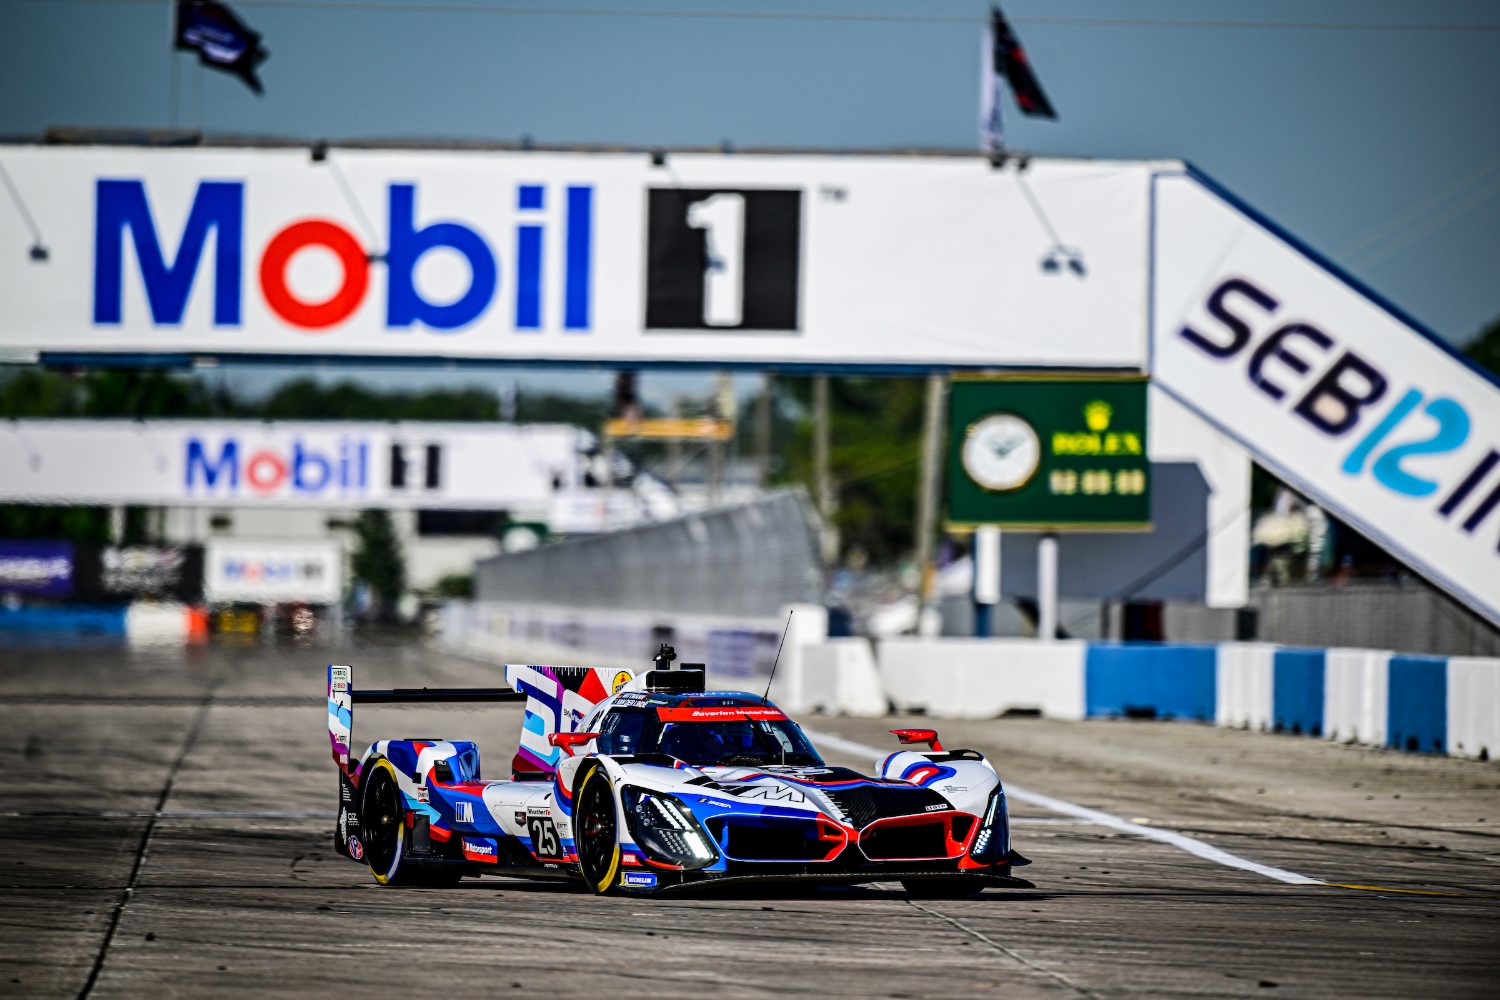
[
  {"xmin": 968, "ymin": 787, "xmax": 1011, "ymax": 865},
  {"xmin": 621, "ymin": 787, "xmax": 718, "ymax": 869}
]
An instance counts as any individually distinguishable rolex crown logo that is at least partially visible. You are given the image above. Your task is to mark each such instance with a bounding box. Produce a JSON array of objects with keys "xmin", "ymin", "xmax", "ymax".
[{"xmin": 1083, "ymin": 400, "xmax": 1113, "ymax": 432}]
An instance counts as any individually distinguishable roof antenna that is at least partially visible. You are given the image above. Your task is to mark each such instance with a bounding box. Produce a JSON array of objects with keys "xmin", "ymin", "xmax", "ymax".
[{"xmin": 761, "ymin": 609, "xmax": 794, "ymax": 703}]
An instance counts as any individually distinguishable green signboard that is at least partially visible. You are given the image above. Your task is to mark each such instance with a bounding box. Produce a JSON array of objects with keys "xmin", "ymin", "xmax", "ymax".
[{"xmin": 946, "ymin": 376, "xmax": 1151, "ymax": 531}]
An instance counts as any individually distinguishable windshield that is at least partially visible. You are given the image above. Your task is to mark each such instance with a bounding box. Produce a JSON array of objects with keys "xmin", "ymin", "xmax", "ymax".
[{"xmin": 596, "ymin": 705, "xmax": 824, "ymax": 767}]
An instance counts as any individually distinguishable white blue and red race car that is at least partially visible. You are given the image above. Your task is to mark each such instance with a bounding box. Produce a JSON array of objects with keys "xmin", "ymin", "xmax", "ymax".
[{"xmin": 326, "ymin": 652, "xmax": 1031, "ymax": 896}]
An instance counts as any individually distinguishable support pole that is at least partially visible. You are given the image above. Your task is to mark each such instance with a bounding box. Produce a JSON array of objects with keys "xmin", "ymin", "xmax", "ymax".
[
  {"xmin": 1037, "ymin": 532, "xmax": 1058, "ymax": 641},
  {"xmin": 972, "ymin": 524, "xmax": 1000, "ymax": 637},
  {"xmin": 167, "ymin": 0, "xmax": 179, "ymax": 129},
  {"xmin": 913, "ymin": 373, "xmax": 946, "ymax": 629},
  {"xmin": 812, "ymin": 375, "xmax": 837, "ymax": 564},
  {"xmin": 711, "ymin": 371, "xmax": 734, "ymax": 508},
  {"xmin": 755, "ymin": 372, "xmax": 773, "ymax": 491}
]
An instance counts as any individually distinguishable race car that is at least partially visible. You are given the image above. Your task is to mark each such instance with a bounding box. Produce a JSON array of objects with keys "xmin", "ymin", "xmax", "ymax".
[{"xmin": 326, "ymin": 650, "xmax": 1031, "ymax": 896}]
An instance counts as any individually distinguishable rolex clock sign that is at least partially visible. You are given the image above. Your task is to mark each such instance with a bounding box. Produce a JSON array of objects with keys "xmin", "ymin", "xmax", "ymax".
[{"xmin": 947, "ymin": 377, "xmax": 1151, "ymax": 530}]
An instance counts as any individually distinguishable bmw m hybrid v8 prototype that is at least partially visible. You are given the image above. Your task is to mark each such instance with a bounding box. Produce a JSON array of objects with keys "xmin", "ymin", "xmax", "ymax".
[{"xmin": 327, "ymin": 654, "xmax": 1031, "ymax": 896}]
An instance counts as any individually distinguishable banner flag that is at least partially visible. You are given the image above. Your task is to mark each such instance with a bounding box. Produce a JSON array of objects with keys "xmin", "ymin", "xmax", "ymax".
[
  {"xmin": 983, "ymin": 4, "xmax": 1056, "ymax": 149},
  {"xmin": 175, "ymin": 0, "xmax": 269, "ymax": 94}
]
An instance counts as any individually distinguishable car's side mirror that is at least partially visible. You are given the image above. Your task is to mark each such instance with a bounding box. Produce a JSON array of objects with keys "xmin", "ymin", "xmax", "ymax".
[
  {"xmin": 889, "ymin": 728, "xmax": 944, "ymax": 752},
  {"xmin": 549, "ymin": 732, "xmax": 602, "ymax": 757}
]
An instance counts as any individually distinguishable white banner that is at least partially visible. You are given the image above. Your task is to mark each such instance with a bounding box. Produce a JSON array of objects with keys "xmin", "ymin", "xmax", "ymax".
[
  {"xmin": 0, "ymin": 146, "xmax": 1156, "ymax": 369},
  {"xmin": 204, "ymin": 540, "xmax": 342, "ymax": 603},
  {"xmin": 1153, "ymin": 172, "xmax": 1500, "ymax": 625},
  {"xmin": 0, "ymin": 420, "xmax": 585, "ymax": 510}
]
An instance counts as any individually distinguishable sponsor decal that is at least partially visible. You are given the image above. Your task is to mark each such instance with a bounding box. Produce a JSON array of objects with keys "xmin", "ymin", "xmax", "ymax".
[
  {"xmin": 0, "ymin": 542, "xmax": 73, "ymax": 597},
  {"xmin": 611, "ymin": 670, "xmax": 633, "ymax": 693},
  {"xmin": 513, "ymin": 810, "xmax": 527, "ymax": 826},
  {"xmin": 94, "ymin": 178, "xmax": 594, "ymax": 335},
  {"xmin": 924, "ymin": 803, "xmax": 950, "ymax": 812},
  {"xmin": 416, "ymin": 786, "xmax": 429, "ymax": 803},
  {"xmin": 454, "ymin": 801, "xmax": 473, "ymax": 823},
  {"xmin": 696, "ymin": 797, "xmax": 735, "ymax": 809},
  {"xmin": 645, "ymin": 187, "xmax": 801, "ymax": 331},
  {"xmin": 622, "ymin": 871, "xmax": 658, "ymax": 888},
  {"xmin": 101, "ymin": 546, "xmax": 186, "ymax": 596},
  {"xmin": 461, "ymin": 837, "xmax": 499, "ymax": 863},
  {"xmin": 655, "ymin": 707, "xmax": 787, "ymax": 722},
  {"xmin": 1175, "ymin": 275, "xmax": 1499, "ymax": 583},
  {"xmin": 527, "ymin": 816, "xmax": 562, "ymax": 858},
  {"xmin": 347, "ymin": 836, "xmax": 364, "ymax": 860},
  {"xmin": 721, "ymin": 783, "xmax": 807, "ymax": 804}
]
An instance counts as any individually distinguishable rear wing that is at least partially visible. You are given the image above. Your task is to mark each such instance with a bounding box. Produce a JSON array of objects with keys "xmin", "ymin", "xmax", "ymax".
[
  {"xmin": 324, "ymin": 663, "xmax": 635, "ymax": 777},
  {"xmin": 325, "ymin": 664, "xmax": 524, "ymax": 772},
  {"xmin": 504, "ymin": 663, "xmax": 639, "ymax": 776}
]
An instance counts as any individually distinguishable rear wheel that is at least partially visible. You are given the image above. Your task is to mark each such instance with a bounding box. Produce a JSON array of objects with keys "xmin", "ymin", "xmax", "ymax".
[
  {"xmin": 574, "ymin": 766, "xmax": 621, "ymax": 895},
  {"xmin": 360, "ymin": 758, "xmax": 462, "ymax": 887},
  {"xmin": 360, "ymin": 759, "xmax": 406, "ymax": 884},
  {"xmin": 901, "ymin": 877, "xmax": 988, "ymax": 899}
]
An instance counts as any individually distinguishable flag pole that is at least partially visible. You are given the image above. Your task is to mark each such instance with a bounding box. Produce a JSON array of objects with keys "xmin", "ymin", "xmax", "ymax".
[{"xmin": 166, "ymin": 0, "xmax": 178, "ymax": 128}]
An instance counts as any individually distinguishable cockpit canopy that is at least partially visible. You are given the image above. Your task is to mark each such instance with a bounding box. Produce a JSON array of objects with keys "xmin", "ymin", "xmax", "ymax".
[{"xmin": 596, "ymin": 696, "xmax": 824, "ymax": 768}]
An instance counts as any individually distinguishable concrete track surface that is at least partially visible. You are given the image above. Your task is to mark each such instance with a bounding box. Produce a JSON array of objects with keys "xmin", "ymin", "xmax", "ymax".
[{"xmin": 1, "ymin": 639, "xmax": 1497, "ymax": 999}]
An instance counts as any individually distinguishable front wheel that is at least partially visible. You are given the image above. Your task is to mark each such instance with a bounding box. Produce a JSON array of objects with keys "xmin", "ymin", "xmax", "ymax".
[
  {"xmin": 574, "ymin": 765, "xmax": 621, "ymax": 895},
  {"xmin": 901, "ymin": 877, "xmax": 988, "ymax": 899}
]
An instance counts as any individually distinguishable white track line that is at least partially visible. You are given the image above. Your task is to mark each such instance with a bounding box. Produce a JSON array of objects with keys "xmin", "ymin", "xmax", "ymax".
[{"xmin": 807, "ymin": 728, "xmax": 1324, "ymax": 886}]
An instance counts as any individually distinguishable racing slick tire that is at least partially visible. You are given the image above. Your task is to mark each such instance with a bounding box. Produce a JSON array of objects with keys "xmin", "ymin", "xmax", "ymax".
[
  {"xmin": 360, "ymin": 757, "xmax": 462, "ymax": 888},
  {"xmin": 900, "ymin": 877, "xmax": 989, "ymax": 899},
  {"xmin": 574, "ymin": 764, "xmax": 621, "ymax": 895}
]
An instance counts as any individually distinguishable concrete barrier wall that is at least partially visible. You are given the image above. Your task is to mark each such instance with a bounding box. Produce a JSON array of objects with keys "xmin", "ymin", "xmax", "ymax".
[
  {"xmin": 1085, "ymin": 643, "xmax": 1217, "ymax": 721},
  {"xmin": 1324, "ymin": 648, "xmax": 1390, "ymax": 746},
  {"xmin": 864, "ymin": 638, "xmax": 1494, "ymax": 762},
  {"xmin": 0, "ymin": 602, "xmax": 210, "ymax": 644},
  {"xmin": 0, "ymin": 605, "xmax": 127, "ymax": 634},
  {"xmin": 440, "ymin": 605, "xmax": 1496, "ymax": 762},
  {"xmin": 1215, "ymin": 643, "xmax": 1274, "ymax": 729},
  {"xmin": 877, "ymin": 639, "xmax": 1086, "ymax": 721},
  {"xmin": 1448, "ymin": 658, "xmax": 1500, "ymax": 761},
  {"xmin": 800, "ymin": 638, "xmax": 886, "ymax": 717}
]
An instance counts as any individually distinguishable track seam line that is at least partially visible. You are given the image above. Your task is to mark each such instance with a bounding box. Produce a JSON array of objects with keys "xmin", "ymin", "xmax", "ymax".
[
  {"xmin": 906, "ymin": 899, "xmax": 1104, "ymax": 999},
  {"xmin": 76, "ymin": 683, "xmax": 220, "ymax": 1000}
]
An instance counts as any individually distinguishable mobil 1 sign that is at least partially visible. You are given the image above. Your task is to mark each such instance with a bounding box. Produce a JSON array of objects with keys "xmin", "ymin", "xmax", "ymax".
[
  {"xmin": 947, "ymin": 378, "xmax": 1150, "ymax": 530},
  {"xmin": 1153, "ymin": 173, "xmax": 1500, "ymax": 625},
  {"xmin": 0, "ymin": 146, "xmax": 1152, "ymax": 369}
]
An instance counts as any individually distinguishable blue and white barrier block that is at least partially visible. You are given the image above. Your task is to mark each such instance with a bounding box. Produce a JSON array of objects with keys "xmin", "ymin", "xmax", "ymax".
[{"xmin": 868, "ymin": 638, "xmax": 1499, "ymax": 762}]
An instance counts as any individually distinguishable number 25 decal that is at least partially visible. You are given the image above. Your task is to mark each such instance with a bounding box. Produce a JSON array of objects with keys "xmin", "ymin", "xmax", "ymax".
[{"xmin": 527, "ymin": 816, "xmax": 562, "ymax": 859}]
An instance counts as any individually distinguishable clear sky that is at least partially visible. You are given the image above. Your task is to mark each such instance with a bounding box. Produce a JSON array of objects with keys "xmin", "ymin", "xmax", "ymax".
[{"xmin": 2, "ymin": 0, "xmax": 1497, "ymax": 405}]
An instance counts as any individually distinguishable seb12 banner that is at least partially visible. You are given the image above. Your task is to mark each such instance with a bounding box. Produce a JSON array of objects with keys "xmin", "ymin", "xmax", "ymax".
[
  {"xmin": 946, "ymin": 377, "xmax": 1151, "ymax": 531},
  {"xmin": 1152, "ymin": 172, "xmax": 1500, "ymax": 625},
  {"xmin": 0, "ymin": 146, "xmax": 1155, "ymax": 369}
]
